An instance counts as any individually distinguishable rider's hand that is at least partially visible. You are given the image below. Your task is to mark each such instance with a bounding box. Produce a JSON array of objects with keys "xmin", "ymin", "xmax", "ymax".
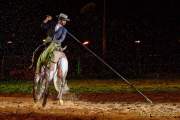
[
  {"xmin": 46, "ymin": 15, "xmax": 52, "ymax": 21},
  {"xmin": 43, "ymin": 15, "xmax": 52, "ymax": 23}
]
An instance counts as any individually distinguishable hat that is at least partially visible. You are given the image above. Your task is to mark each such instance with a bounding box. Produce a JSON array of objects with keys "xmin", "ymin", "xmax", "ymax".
[{"xmin": 56, "ymin": 13, "xmax": 70, "ymax": 21}]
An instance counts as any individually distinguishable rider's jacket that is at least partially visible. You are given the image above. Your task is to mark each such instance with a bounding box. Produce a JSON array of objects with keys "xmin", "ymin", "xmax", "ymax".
[{"xmin": 41, "ymin": 21, "xmax": 68, "ymax": 44}]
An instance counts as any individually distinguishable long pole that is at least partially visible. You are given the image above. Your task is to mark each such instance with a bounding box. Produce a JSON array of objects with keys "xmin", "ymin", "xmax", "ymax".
[{"xmin": 67, "ymin": 31, "xmax": 153, "ymax": 104}]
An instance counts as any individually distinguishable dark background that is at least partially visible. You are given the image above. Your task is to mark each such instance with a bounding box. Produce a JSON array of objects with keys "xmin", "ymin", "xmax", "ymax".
[{"xmin": 1, "ymin": 0, "xmax": 180, "ymax": 79}]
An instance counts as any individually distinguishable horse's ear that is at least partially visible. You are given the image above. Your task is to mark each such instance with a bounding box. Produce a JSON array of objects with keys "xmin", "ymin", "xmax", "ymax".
[{"xmin": 61, "ymin": 45, "xmax": 67, "ymax": 51}]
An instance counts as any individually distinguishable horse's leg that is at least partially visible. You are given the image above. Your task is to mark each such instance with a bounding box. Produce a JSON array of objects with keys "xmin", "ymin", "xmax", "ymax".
[
  {"xmin": 56, "ymin": 64, "xmax": 64, "ymax": 105},
  {"xmin": 57, "ymin": 67, "xmax": 69, "ymax": 93},
  {"xmin": 57, "ymin": 78, "xmax": 65, "ymax": 105},
  {"xmin": 33, "ymin": 74, "xmax": 40, "ymax": 103},
  {"xmin": 33, "ymin": 73, "xmax": 40, "ymax": 102},
  {"xmin": 42, "ymin": 76, "xmax": 50, "ymax": 107},
  {"xmin": 34, "ymin": 67, "xmax": 44, "ymax": 93},
  {"xmin": 58, "ymin": 72, "xmax": 68, "ymax": 105},
  {"xmin": 33, "ymin": 66, "xmax": 45, "ymax": 102},
  {"xmin": 57, "ymin": 57, "xmax": 68, "ymax": 105},
  {"xmin": 41, "ymin": 65, "xmax": 56, "ymax": 107},
  {"xmin": 44, "ymin": 63, "xmax": 56, "ymax": 93}
]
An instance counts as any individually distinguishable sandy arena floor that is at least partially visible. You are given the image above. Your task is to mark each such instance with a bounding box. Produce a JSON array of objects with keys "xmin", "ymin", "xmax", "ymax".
[{"xmin": 0, "ymin": 93, "xmax": 180, "ymax": 120}]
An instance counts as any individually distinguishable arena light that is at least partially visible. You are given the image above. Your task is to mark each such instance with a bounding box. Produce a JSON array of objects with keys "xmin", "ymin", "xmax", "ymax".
[
  {"xmin": 134, "ymin": 40, "xmax": 141, "ymax": 44},
  {"xmin": 7, "ymin": 41, "xmax": 13, "ymax": 44},
  {"xmin": 82, "ymin": 41, "xmax": 89, "ymax": 45}
]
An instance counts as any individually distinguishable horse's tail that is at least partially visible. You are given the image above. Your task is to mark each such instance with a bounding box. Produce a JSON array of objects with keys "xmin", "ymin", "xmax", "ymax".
[{"xmin": 29, "ymin": 44, "xmax": 45, "ymax": 69}]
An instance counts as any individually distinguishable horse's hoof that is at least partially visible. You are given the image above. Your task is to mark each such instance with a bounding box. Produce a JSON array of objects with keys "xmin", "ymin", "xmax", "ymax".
[
  {"xmin": 58, "ymin": 99, "xmax": 64, "ymax": 105},
  {"xmin": 33, "ymin": 102, "xmax": 39, "ymax": 109}
]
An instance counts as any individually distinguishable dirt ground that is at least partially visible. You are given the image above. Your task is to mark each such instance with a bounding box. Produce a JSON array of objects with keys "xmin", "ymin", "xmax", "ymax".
[{"xmin": 0, "ymin": 92, "xmax": 180, "ymax": 120}]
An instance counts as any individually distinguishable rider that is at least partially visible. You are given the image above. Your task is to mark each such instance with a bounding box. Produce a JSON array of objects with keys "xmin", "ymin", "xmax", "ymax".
[{"xmin": 35, "ymin": 13, "xmax": 70, "ymax": 80}]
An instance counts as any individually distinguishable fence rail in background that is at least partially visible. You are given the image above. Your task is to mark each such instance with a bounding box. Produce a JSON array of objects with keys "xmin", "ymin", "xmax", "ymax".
[{"xmin": 1, "ymin": 55, "xmax": 180, "ymax": 80}]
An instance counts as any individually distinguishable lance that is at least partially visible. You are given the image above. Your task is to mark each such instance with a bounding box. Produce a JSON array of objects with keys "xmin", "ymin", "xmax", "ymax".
[{"xmin": 67, "ymin": 31, "xmax": 153, "ymax": 104}]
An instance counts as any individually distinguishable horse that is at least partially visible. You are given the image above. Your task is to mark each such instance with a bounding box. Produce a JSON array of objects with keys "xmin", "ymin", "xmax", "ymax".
[{"xmin": 33, "ymin": 46, "xmax": 69, "ymax": 107}]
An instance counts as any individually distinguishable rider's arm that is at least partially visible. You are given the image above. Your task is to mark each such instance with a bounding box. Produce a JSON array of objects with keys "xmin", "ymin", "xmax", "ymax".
[{"xmin": 41, "ymin": 15, "xmax": 56, "ymax": 38}]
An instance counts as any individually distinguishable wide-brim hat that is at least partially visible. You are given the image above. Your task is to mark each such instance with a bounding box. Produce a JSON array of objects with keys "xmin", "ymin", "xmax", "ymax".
[{"xmin": 56, "ymin": 13, "xmax": 70, "ymax": 21}]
